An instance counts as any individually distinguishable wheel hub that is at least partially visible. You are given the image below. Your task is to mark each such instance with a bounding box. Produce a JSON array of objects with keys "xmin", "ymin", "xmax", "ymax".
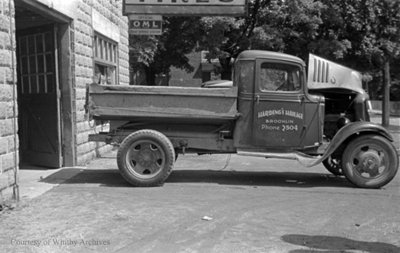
[
  {"xmin": 138, "ymin": 150, "xmax": 154, "ymax": 167},
  {"xmin": 358, "ymin": 150, "xmax": 381, "ymax": 174}
]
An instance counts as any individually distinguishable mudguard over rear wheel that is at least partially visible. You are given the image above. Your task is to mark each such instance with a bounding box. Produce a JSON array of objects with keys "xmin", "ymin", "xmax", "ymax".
[
  {"xmin": 341, "ymin": 135, "xmax": 399, "ymax": 188},
  {"xmin": 117, "ymin": 130, "xmax": 175, "ymax": 187}
]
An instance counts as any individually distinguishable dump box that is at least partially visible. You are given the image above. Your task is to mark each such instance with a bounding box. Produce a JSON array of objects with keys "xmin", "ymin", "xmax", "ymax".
[{"xmin": 87, "ymin": 83, "xmax": 239, "ymax": 123}]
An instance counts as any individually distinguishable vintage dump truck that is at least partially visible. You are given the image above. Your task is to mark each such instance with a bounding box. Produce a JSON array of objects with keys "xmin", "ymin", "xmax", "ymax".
[{"xmin": 87, "ymin": 50, "xmax": 399, "ymax": 188}]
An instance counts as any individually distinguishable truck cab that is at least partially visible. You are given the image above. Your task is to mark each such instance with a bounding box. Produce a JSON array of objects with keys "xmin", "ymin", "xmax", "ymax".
[{"xmin": 233, "ymin": 51, "xmax": 324, "ymax": 152}]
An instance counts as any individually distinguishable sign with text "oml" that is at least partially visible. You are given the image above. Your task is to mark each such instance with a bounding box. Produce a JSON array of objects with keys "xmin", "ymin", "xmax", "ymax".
[
  {"xmin": 123, "ymin": 0, "xmax": 247, "ymax": 16},
  {"xmin": 129, "ymin": 15, "xmax": 163, "ymax": 35}
]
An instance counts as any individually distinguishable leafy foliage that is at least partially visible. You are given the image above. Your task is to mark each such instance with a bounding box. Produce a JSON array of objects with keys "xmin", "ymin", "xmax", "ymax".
[
  {"xmin": 130, "ymin": 0, "xmax": 400, "ymax": 102},
  {"xmin": 129, "ymin": 35, "xmax": 158, "ymax": 68},
  {"xmin": 130, "ymin": 17, "xmax": 201, "ymax": 85}
]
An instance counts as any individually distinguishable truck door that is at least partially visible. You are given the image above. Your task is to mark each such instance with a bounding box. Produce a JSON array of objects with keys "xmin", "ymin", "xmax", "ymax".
[{"xmin": 252, "ymin": 59, "xmax": 318, "ymax": 149}]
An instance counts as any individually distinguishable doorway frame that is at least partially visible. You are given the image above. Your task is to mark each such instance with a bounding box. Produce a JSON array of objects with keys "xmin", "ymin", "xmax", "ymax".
[{"xmin": 15, "ymin": 0, "xmax": 76, "ymax": 166}]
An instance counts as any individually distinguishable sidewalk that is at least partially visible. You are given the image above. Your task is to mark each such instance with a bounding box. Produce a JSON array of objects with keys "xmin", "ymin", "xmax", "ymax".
[{"xmin": 17, "ymin": 165, "xmax": 85, "ymax": 200}]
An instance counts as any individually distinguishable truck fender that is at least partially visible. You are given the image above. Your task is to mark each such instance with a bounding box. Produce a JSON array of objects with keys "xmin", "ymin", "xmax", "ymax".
[{"xmin": 318, "ymin": 121, "xmax": 393, "ymax": 163}]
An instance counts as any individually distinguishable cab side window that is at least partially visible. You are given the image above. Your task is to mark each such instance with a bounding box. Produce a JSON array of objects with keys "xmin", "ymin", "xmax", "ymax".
[
  {"xmin": 259, "ymin": 63, "xmax": 301, "ymax": 92},
  {"xmin": 235, "ymin": 60, "xmax": 254, "ymax": 94}
]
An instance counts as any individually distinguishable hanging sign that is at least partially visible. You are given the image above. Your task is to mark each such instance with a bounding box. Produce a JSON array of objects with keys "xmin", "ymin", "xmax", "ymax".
[
  {"xmin": 123, "ymin": 0, "xmax": 247, "ymax": 16},
  {"xmin": 128, "ymin": 15, "xmax": 163, "ymax": 35}
]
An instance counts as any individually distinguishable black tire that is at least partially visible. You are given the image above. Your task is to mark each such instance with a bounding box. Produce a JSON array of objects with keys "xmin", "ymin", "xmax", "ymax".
[
  {"xmin": 322, "ymin": 156, "xmax": 344, "ymax": 176},
  {"xmin": 341, "ymin": 135, "xmax": 399, "ymax": 188},
  {"xmin": 117, "ymin": 129, "xmax": 175, "ymax": 187}
]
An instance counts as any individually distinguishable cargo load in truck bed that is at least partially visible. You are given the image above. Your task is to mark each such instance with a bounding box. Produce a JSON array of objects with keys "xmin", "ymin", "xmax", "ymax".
[{"xmin": 87, "ymin": 83, "xmax": 239, "ymax": 123}]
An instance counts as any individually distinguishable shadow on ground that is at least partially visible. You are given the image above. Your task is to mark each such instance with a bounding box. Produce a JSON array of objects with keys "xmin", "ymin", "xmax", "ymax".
[
  {"xmin": 40, "ymin": 168, "xmax": 129, "ymax": 186},
  {"xmin": 282, "ymin": 234, "xmax": 400, "ymax": 253},
  {"xmin": 41, "ymin": 168, "xmax": 353, "ymax": 188},
  {"xmin": 20, "ymin": 164, "xmax": 57, "ymax": 170}
]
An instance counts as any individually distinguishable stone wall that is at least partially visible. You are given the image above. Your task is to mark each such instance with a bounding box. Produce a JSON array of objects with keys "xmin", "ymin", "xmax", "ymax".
[
  {"xmin": 0, "ymin": 0, "xmax": 130, "ymax": 203},
  {"xmin": 73, "ymin": 0, "xmax": 129, "ymax": 165},
  {"xmin": 0, "ymin": 0, "xmax": 18, "ymax": 202}
]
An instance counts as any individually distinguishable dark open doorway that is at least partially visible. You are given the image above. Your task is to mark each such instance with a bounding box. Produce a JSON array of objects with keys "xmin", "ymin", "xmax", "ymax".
[
  {"xmin": 15, "ymin": 0, "xmax": 75, "ymax": 168},
  {"xmin": 16, "ymin": 25, "xmax": 61, "ymax": 167}
]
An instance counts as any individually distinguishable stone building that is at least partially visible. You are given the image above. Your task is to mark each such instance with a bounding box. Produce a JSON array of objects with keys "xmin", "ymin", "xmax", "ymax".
[{"xmin": 0, "ymin": 0, "xmax": 129, "ymax": 203}]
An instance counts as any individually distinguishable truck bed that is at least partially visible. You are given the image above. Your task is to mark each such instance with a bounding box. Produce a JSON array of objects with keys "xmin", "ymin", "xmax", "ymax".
[{"xmin": 87, "ymin": 83, "xmax": 239, "ymax": 123}]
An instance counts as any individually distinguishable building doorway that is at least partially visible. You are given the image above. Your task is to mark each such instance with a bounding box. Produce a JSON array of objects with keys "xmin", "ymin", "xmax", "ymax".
[
  {"xmin": 15, "ymin": 0, "xmax": 74, "ymax": 168},
  {"xmin": 16, "ymin": 25, "xmax": 62, "ymax": 167}
]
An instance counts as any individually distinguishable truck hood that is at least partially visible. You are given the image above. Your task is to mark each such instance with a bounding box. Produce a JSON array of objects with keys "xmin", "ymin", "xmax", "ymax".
[{"xmin": 307, "ymin": 54, "xmax": 364, "ymax": 94}]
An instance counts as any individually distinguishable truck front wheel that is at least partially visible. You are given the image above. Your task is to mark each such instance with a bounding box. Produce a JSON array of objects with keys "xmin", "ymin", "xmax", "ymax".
[
  {"xmin": 117, "ymin": 130, "xmax": 175, "ymax": 187},
  {"xmin": 342, "ymin": 135, "xmax": 399, "ymax": 188}
]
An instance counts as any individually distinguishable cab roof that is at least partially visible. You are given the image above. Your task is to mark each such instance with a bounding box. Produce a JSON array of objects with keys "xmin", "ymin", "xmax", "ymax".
[{"xmin": 237, "ymin": 50, "xmax": 305, "ymax": 66}]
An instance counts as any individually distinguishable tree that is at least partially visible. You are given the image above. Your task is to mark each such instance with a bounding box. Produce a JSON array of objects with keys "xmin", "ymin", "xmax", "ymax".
[
  {"xmin": 197, "ymin": 0, "xmax": 271, "ymax": 80},
  {"xmin": 274, "ymin": 0, "xmax": 400, "ymax": 125},
  {"xmin": 129, "ymin": 0, "xmax": 400, "ymax": 112},
  {"xmin": 356, "ymin": 0, "xmax": 400, "ymax": 126},
  {"xmin": 130, "ymin": 17, "xmax": 202, "ymax": 85},
  {"xmin": 317, "ymin": 0, "xmax": 400, "ymax": 126},
  {"xmin": 252, "ymin": 0, "xmax": 326, "ymax": 60},
  {"xmin": 129, "ymin": 35, "xmax": 158, "ymax": 85},
  {"xmin": 130, "ymin": 0, "xmax": 327, "ymax": 83},
  {"xmin": 197, "ymin": 0, "xmax": 328, "ymax": 78},
  {"xmin": 198, "ymin": 17, "xmax": 243, "ymax": 79}
]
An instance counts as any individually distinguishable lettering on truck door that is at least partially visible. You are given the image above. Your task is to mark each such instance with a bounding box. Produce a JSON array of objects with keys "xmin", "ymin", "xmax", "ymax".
[{"xmin": 252, "ymin": 60, "xmax": 305, "ymax": 148}]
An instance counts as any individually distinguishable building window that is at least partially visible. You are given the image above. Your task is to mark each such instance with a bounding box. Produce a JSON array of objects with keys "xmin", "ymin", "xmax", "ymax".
[{"xmin": 94, "ymin": 32, "xmax": 118, "ymax": 85}]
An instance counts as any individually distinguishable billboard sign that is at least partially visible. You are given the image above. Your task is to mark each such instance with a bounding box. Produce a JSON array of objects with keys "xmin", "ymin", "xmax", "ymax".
[{"xmin": 123, "ymin": 0, "xmax": 247, "ymax": 16}]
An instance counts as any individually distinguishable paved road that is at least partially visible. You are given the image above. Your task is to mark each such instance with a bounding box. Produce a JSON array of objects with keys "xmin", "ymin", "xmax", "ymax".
[{"xmin": 1, "ymin": 152, "xmax": 400, "ymax": 253}]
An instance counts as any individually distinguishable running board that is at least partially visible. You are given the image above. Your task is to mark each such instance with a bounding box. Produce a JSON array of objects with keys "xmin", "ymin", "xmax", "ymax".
[{"xmin": 237, "ymin": 151, "xmax": 323, "ymax": 167}]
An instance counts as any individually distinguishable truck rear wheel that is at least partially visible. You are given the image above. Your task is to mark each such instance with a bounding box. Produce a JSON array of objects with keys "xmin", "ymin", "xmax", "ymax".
[
  {"xmin": 341, "ymin": 135, "xmax": 399, "ymax": 188},
  {"xmin": 117, "ymin": 130, "xmax": 175, "ymax": 187}
]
